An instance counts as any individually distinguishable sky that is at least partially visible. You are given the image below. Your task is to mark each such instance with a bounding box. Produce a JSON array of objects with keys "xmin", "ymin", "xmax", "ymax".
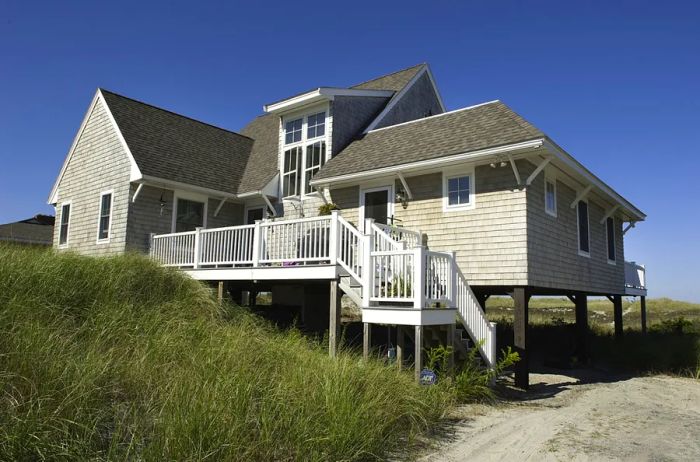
[{"xmin": 1, "ymin": 1, "xmax": 699, "ymax": 301}]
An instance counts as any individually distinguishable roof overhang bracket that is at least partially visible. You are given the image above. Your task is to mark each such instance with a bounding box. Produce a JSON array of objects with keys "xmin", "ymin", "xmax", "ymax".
[
  {"xmin": 263, "ymin": 195, "xmax": 277, "ymax": 217},
  {"xmin": 600, "ymin": 205, "xmax": 620, "ymax": 224},
  {"xmin": 525, "ymin": 157, "xmax": 551, "ymax": 186},
  {"xmin": 507, "ymin": 154, "xmax": 522, "ymax": 187},
  {"xmin": 131, "ymin": 183, "xmax": 144, "ymax": 203},
  {"xmin": 623, "ymin": 221, "xmax": 636, "ymax": 235},
  {"xmin": 396, "ymin": 172, "xmax": 413, "ymax": 199},
  {"xmin": 214, "ymin": 198, "xmax": 227, "ymax": 217},
  {"xmin": 570, "ymin": 185, "xmax": 593, "ymax": 208}
]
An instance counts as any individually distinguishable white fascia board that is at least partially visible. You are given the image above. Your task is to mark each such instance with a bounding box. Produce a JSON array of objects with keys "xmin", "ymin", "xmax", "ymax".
[
  {"xmin": 309, "ymin": 139, "xmax": 545, "ymax": 187},
  {"xmin": 48, "ymin": 90, "xmax": 142, "ymax": 204},
  {"xmin": 237, "ymin": 174, "xmax": 280, "ymax": 199},
  {"xmin": 542, "ymin": 139, "xmax": 646, "ymax": 221},
  {"xmin": 139, "ymin": 175, "xmax": 238, "ymax": 200},
  {"xmin": 263, "ymin": 88, "xmax": 393, "ymax": 113},
  {"xmin": 424, "ymin": 64, "xmax": 446, "ymax": 112}
]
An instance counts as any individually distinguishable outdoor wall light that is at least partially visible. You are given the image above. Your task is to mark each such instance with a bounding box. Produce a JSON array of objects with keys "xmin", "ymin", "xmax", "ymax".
[
  {"xmin": 159, "ymin": 192, "xmax": 166, "ymax": 216},
  {"xmin": 396, "ymin": 188, "xmax": 409, "ymax": 209}
]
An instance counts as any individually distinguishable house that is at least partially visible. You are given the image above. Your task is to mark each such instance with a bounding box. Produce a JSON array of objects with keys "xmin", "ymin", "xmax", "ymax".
[
  {"xmin": 47, "ymin": 64, "xmax": 647, "ymax": 387},
  {"xmin": 0, "ymin": 214, "xmax": 55, "ymax": 246}
]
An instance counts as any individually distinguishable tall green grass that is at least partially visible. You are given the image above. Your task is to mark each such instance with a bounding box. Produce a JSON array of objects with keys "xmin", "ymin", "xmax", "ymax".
[{"xmin": 0, "ymin": 245, "xmax": 452, "ymax": 461}]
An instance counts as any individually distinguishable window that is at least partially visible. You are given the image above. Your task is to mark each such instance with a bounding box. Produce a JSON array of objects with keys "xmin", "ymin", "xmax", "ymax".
[
  {"xmin": 280, "ymin": 110, "xmax": 328, "ymax": 198},
  {"xmin": 545, "ymin": 177, "xmax": 557, "ymax": 217},
  {"xmin": 606, "ymin": 216, "xmax": 616, "ymax": 263},
  {"xmin": 284, "ymin": 118, "xmax": 302, "ymax": 145},
  {"xmin": 306, "ymin": 111, "xmax": 325, "ymax": 139},
  {"xmin": 577, "ymin": 200, "xmax": 590, "ymax": 256},
  {"xmin": 443, "ymin": 170, "xmax": 475, "ymax": 211},
  {"xmin": 304, "ymin": 141, "xmax": 326, "ymax": 194},
  {"xmin": 59, "ymin": 203, "xmax": 70, "ymax": 245},
  {"xmin": 282, "ymin": 146, "xmax": 302, "ymax": 197},
  {"xmin": 175, "ymin": 198, "xmax": 205, "ymax": 232},
  {"xmin": 97, "ymin": 192, "xmax": 113, "ymax": 241}
]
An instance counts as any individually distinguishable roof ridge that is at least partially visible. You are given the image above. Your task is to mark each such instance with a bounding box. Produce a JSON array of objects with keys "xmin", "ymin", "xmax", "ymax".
[
  {"xmin": 350, "ymin": 63, "xmax": 426, "ymax": 89},
  {"xmin": 367, "ymin": 100, "xmax": 501, "ymax": 134},
  {"xmin": 98, "ymin": 88, "xmax": 255, "ymax": 141}
]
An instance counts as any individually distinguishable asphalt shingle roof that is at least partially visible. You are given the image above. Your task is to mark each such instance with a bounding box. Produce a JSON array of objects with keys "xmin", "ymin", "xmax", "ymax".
[
  {"xmin": 313, "ymin": 101, "xmax": 545, "ymax": 181},
  {"xmin": 0, "ymin": 216, "xmax": 54, "ymax": 245},
  {"xmin": 237, "ymin": 113, "xmax": 280, "ymax": 194},
  {"xmin": 101, "ymin": 90, "xmax": 254, "ymax": 195},
  {"xmin": 351, "ymin": 63, "xmax": 425, "ymax": 92}
]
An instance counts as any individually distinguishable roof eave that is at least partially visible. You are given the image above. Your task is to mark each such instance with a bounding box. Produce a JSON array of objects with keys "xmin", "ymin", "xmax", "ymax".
[{"xmin": 263, "ymin": 88, "xmax": 393, "ymax": 114}]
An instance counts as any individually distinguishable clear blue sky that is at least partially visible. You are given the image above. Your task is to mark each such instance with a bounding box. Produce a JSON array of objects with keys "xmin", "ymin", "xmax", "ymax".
[{"xmin": 1, "ymin": 1, "xmax": 698, "ymax": 301}]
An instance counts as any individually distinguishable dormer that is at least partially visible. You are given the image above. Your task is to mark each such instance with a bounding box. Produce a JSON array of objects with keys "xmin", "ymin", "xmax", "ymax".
[{"xmin": 264, "ymin": 88, "xmax": 393, "ymax": 200}]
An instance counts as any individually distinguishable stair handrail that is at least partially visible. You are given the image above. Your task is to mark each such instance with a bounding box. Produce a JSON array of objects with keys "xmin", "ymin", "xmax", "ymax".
[
  {"xmin": 453, "ymin": 264, "xmax": 496, "ymax": 368},
  {"xmin": 335, "ymin": 213, "xmax": 366, "ymax": 284},
  {"xmin": 369, "ymin": 220, "xmax": 405, "ymax": 251}
]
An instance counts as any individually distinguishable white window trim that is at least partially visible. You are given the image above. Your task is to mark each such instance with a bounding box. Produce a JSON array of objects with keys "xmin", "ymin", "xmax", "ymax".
[
  {"xmin": 172, "ymin": 190, "xmax": 208, "ymax": 233},
  {"xmin": 58, "ymin": 201, "xmax": 72, "ymax": 248},
  {"xmin": 544, "ymin": 175, "xmax": 557, "ymax": 218},
  {"xmin": 442, "ymin": 168, "xmax": 476, "ymax": 212},
  {"xmin": 576, "ymin": 198, "xmax": 591, "ymax": 258},
  {"xmin": 96, "ymin": 190, "xmax": 114, "ymax": 243},
  {"xmin": 279, "ymin": 105, "xmax": 330, "ymax": 200},
  {"xmin": 358, "ymin": 184, "xmax": 395, "ymax": 232},
  {"xmin": 606, "ymin": 216, "xmax": 617, "ymax": 265}
]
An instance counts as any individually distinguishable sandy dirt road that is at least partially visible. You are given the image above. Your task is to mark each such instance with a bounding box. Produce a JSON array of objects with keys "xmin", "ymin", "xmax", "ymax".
[{"xmin": 425, "ymin": 372, "xmax": 700, "ymax": 461}]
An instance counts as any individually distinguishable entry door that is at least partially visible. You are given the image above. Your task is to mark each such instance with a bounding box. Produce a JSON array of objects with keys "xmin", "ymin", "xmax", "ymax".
[{"xmin": 363, "ymin": 189, "xmax": 390, "ymax": 225}]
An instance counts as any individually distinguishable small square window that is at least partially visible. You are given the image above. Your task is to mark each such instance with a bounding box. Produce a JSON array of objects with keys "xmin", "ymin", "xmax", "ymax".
[
  {"xmin": 444, "ymin": 172, "xmax": 474, "ymax": 211},
  {"xmin": 307, "ymin": 112, "xmax": 325, "ymax": 139}
]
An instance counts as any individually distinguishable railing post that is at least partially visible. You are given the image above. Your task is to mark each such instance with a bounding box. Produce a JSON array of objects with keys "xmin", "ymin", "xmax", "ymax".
[
  {"xmin": 413, "ymin": 246, "xmax": 426, "ymax": 309},
  {"xmin": 252, "ymin": 220, "xmax": 261, "ymax": 267},
  {"xmin": 148, "ymin": 233, "xmax": 156, "ymax": 256},
  {"xmin": 364, "ymin": 218, "xmax": 374, "ymax": 235},
  {"xmin": 448, "ymin": 251, "xmax": 457, "ymax": 307},
  {"xmin": 329, "ymin": 210, "xmax": 339, "ymax": 264},
  {"xmin": 361, "ymin": 231, "xmax": 373, "ymax": 308},
  {"xmin": 193, "ymin": 227, "xmax": 202, "ymax": 269}
]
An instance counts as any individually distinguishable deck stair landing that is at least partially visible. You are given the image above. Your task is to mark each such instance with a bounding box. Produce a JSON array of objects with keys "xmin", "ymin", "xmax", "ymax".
[{"xmin": 150, "ymin": 211, "xmax": 496, "ymax": 368}]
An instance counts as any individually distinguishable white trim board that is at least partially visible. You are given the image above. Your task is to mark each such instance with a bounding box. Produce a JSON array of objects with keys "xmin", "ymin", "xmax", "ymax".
[
  {"xmin": 264, "ymin": 88, "xmax": 393, "ymax": 113},
  {"xmin": 358, "ymin": 184, "xmax": 395, "ymax": 232},
  {"xmin": 95, "ymin": 189, "xmax": 114, "ymax": 244}
]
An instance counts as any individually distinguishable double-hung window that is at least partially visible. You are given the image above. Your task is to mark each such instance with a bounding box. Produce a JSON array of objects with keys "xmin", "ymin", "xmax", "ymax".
[
  {"xmin": 577, "ymin": 200, "xmax": 590, "ymax": 256},
  {"xmin": 59, "ymin": 203, "xmax": 70, "ymax": 246},
  {"xmin": 606, "ymin": 216, "xmax": 616, "ymax": 263},
  {"xmin": 545, "ymin": 176, "xmax": 557, "ymax": 217},
  {"xmin": 281, "ymin": 111, "xmax": 326, "ymax": 198},
  {"xmin": 97, "ymin": 192, "xmax": 113, "ymax": 241}
]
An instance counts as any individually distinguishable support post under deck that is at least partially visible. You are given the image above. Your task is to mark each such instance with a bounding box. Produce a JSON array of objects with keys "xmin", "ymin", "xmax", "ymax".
[
  {"xmin": 414, "ymin": 325, "xmax": 424, "ymax": 382},
  {"xmin": 640, "ymin": 296, "xmax": 647, "ymax": 334},
  {"xmin": 363, "ymin": 323, "xmax": 371, "ymax": 360},
  {"xmin": 329, "ymin": 279, "xmax": 341, "ymax": 357},
  {"xmin": 513, "ymin": 287, "xmax": 530, "ymax": 389},
  {"xmin": 613, "ymin": 294, "xmax": 623, "ymax": 339},
  {"xmin": 396, "ymin": 326, "xmax": 404, "ymax": 370},
  {"xmin": 574, "ymin": 293, "xmax": 588, "ymax": 362}
]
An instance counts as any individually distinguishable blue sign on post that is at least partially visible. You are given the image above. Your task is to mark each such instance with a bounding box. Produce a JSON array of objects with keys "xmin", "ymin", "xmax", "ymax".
[{"xmin": 419, "ymin": 368, "xmax": 437, "ymax": 386}]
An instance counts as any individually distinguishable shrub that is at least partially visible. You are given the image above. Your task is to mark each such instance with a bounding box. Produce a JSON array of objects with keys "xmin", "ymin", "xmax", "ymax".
[{"xmin": 0, "ymin": 245, "xmax": 452, "ymax": 461}]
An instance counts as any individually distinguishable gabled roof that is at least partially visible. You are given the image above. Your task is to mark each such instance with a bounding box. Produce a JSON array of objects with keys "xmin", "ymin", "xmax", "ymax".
[
  {"xmin": 100, "ymin": 90, "xmax": 254, "ymax": 195},
  {"xmin": 313, "ymin": 101, "xmax": 544, "ymax": 181},
  {"xmin": 351, "ymin": 63, "xmax": 426, "ymax": 92},
  {"xmin": 237, "ymin": 113, "xmax": 280, "ymax": 194}
]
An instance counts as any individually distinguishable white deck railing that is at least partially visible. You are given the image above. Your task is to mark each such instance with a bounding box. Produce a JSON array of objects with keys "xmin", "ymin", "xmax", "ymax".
[{"xmin": 150, "ymin": 212, "xmax": 495, "ymax": 366}]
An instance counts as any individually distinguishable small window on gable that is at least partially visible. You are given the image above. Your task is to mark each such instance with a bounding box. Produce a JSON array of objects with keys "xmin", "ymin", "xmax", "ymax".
[
  {"xmin": 306, "ymin": 111, "xmax": 325, "ymax": 139},
  {"xmin": 606, "ymin": 216, "xmax": 616, "ymax": 263},
  {"xmin": 59, "ymin": 203, "xmax": 70, "ymax": 245},
  {"xmin": 577, "ymin": 200, "xmax": 590, "ymax": 256},
  {"xmin": 97, "ymin": 192, "xmax": 112, "ymax": 241},
  {"xmin": 443, "ymin": 171, "xmax": 475, "ymax": 211},
  {"xmin": 545, "ymin": 177, "xmax": 557, "ymax": 217},
  {"xmin": 284, "ymin": 118, "xmax": 302, "ymax": 145}
]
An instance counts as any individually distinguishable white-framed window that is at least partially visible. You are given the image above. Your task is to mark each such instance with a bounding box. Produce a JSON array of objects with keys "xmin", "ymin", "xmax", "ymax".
[
  {"xmin": 606, "ymin": 216, "xmax": 616, "ymax": 264},
  {"xmin": 442, "ymin": 169, "xmax": 475, "ymax": 211},
  {"xmin": 58, "ymin": 202, "xmax": 71, "ymax": 246},
  {"xmin": 96, "ymin": 191, "xmax": 113, "ymax": 242},
  {"xmin": 172, "ymin": 191, "xmax": 208, "ymax": 233},
  {"xmin": 281, "ymin": 109, "xmax": 328, "ymax": 198},
  {"xmin": 544, "ymin": 176, "xmax": 557, "ymax": 217},
  {"xmin": 577, "ymin": 199, "xmax": 590, "ymax": 257}
]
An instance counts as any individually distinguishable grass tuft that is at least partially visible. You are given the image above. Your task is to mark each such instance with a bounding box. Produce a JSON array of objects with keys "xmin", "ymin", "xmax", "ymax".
[{"xmin": 0, "ymin": 245, "xmax": 453, "ymax": 461}]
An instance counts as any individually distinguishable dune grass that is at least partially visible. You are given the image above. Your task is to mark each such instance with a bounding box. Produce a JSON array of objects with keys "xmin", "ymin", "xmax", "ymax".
[{"xmin": 0, "ymin": 245, "xmax": 454, "ymax": 461}]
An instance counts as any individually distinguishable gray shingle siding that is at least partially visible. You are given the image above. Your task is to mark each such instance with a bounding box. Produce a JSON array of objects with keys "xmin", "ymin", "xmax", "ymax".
[
  {"xmin": 373, "ymin": 73, "xmax": 443, "ymax": 129},
  {"xmin": 52, "ymin": 98, "xmax": 131, "ymax": 255},
  {"xmin": 526, "ymin": 172, "xmax": 625, "ymax": 294},
  {"xmin": 331, "ymin": 96, "xmax": 389, "ymax": 155}
]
